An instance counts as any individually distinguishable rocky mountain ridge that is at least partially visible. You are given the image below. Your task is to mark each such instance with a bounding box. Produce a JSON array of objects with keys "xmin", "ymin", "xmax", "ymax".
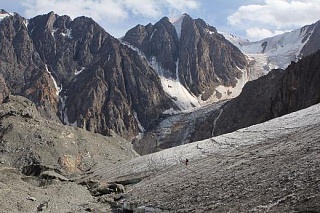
[
  {"xmin": 1, "ymin": 9, "xmax": 320, "ymax": 150},
  {"xmin": 123, "ymin": 14, "xmax": 249, "ymax": 107},
  {"xmin": 0, "ymin": 10, "xmax": 176, "ymax": 139}
]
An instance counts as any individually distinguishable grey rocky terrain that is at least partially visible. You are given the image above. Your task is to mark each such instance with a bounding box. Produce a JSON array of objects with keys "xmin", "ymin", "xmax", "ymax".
[{"xmin": 0, "ymin": 95, "xmax": 138, "ymax": 212}]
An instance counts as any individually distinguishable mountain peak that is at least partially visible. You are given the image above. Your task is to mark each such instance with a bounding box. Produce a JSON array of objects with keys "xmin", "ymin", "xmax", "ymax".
[
  {"xmin": 0, "ymin": 9, "xmax": 8, "ymax": 14},
  {"xmin": 0, "ymin": 9, "xmax": 13, "ymax": 22},
  {"xmin": 168, "ymin": 14, "xmax": 186, "ymax": 24},
  {"xmin": 168, "ymin": 14, "xmax": 187, "ymax": 39}
]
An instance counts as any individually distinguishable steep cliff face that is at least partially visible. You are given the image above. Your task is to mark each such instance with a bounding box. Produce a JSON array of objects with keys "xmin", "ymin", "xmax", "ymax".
[
  {"xmin": 213, "ymin": 50, "xmax": 320, "ymax": 136},
  {"xmin": 0, "ymin": 12, "xmax": 59, "ymax": 120},
  {"xmin": 123, "ymin": 14, "xmax": 248, "ymax": 103},
  {"xmin": 300, "ymin": 21, "xmax": 320, "ymax": 57},
  {"xmin": 0, "ymin": 11, "xmax": 175, "ymax": 139}
]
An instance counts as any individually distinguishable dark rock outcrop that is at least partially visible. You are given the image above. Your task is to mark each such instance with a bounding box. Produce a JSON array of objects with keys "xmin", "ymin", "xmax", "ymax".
[
  {"xmin": 123, "ymin": 14, "xmax": 248, "ymax": 100},
  {"xmin": 213, "ymin": 50, "xmax": 320, "ymax": 136},
  {"xmin": 300, "ymin": 21, "xmax": 320, "ymax": 57},
  {"xmin": 0, "ymin": 12, "xmax": 59, "ymax": 120}
]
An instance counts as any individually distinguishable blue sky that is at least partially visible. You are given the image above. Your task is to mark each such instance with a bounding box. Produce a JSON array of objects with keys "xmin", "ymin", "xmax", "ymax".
[{"xmin": 1, "ymin": 0, "xmax": 320, "ymax": 41}]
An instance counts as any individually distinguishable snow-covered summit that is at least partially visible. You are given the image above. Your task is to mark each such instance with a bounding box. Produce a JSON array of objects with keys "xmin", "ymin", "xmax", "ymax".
[
  {"xmin": 169, "ymin": 14, "xmax": 186, "ymax": 39},
  {"xmin": 220, "ymin": 32, "xmax": 250, "ymax": 48},
  {"xmin": 223, "ymin": 22, "xmax": 318, "ymax": 70},
  {"xmin": 0, "ymin": 9, "xmax": 13, "ymax": 22}
]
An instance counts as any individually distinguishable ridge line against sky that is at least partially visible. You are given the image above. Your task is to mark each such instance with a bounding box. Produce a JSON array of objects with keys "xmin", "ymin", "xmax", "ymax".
[{"xmin": 1, "ymin": 0, "xmax": 320, "ymax": 41}]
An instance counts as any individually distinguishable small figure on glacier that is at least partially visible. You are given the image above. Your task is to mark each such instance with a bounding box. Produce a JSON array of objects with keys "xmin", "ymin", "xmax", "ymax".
[{"xmin": 185, "ymin": 158, "xmax": 189, "ymax": 166}]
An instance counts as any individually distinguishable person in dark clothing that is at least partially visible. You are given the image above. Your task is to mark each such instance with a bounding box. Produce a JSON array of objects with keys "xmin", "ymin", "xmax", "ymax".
[{"xmin": 185, "ymin": 158, "xmax": 189, "ymax": 166}]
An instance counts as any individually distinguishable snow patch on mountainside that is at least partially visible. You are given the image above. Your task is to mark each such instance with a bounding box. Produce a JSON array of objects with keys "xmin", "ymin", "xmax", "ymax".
[
  {"xmin": 206, "ymin": 67, "xmax": 249, "ymax": 103},
  {"xmin": 75, "ymin": 67, "xmax": 85, "ymax": 75},
  {"xmin": 62, "ymin": 28, "xmax": 72, "ymax": 38},
  {"xmin": 150, "ymin": 57, "xmax": 200, "ymax": 111},
  {"xmin": 169, "ymin": 14, "xmax": 185, "ymax": 39},
  {"xmin": 120, "ymin": 40, "xmax": 147, "ymax": 59},
  {"xmin": 121, "ymin": 40, "xmax": 201, "ymax": 111},
  {"xmin": 241, "ymin": 27, "xmax": 314, "ymax": 69},
  {"xmin": 121, "ymin": 40, "xmax": 200, "ymax": 111},
  {"xmin": 134, "ymin": 111, "xmax": 145, "ymax": 132},
  {"xmin": 52, "ymin": 28, "xmax": 73, "ymax": 39},
  {"xmin": 45, "ymin": 64, "xmax": 61, "ymax": 96}
]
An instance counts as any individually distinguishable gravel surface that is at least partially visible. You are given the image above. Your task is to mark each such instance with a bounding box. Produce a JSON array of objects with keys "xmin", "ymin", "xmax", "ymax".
[{"xmin": 0, "ymin": 166, "xmax": 111, "ymax": 213}]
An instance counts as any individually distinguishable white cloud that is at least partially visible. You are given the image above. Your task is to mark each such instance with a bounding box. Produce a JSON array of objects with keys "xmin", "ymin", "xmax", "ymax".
[
  {"xmin": 22, "ymin": 0, "xmax": 127, "ymax": 23},
  {"xmin": 22, "ymin": 0, "xmax": 199, "ymax": 22},
  {"xmin": 228, "ymin": 0, "xmax": 320, "ymax": 40}
]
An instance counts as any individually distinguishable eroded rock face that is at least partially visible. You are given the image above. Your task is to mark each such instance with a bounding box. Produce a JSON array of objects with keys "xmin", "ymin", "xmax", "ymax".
[
  {"xmin": 0, "ymin": 13, "xmax": 59, "ymax": 120},
  {"xmin": 0, "ymin": 12, "xmax": 175, "ymax": 139},
  {"xmin": 0, "ymin": 74, "xmax": 9, "ymax": 103},
  {"xmin": 123, "ymin": 14, "xmax": 248, "ymax": 100}
]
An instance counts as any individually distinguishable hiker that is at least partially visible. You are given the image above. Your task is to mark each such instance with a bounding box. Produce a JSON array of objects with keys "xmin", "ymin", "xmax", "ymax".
[{"xmin": 185, "ymin": 158, "xmax": 189, "ymax": 166}]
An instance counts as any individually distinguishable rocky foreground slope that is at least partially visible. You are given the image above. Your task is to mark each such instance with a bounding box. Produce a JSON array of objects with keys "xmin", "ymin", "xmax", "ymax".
[{"xmin": 0, "ymin": 95, "xmax": 138, "ymax": 212}]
